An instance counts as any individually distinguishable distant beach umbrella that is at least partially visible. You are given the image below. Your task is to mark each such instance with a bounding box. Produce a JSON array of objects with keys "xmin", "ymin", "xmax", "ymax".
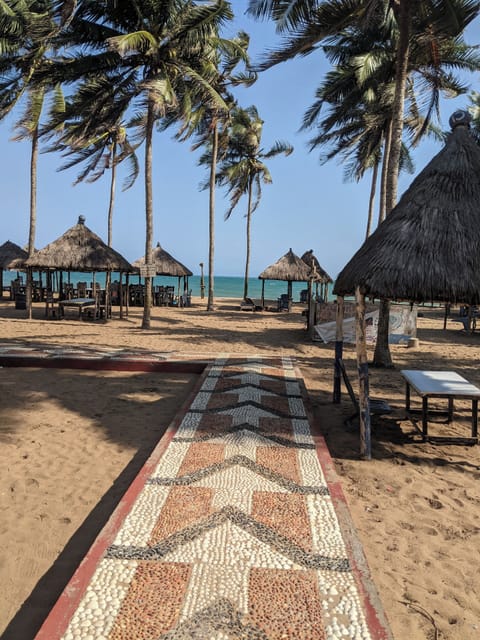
[
  {"xmin": 132, "ymin": 242, "xmax": 193, "ymax": 278},
  {"xmin": 301, "ymin": 250, "xmax": 332, "ymax": 284},
  {"xmin": 0, "ymin": 240, "xmax": 28, "ymax": 270},
  {"xmin": 133, "ymin": 242, "xmax": 193, "ymax": 301},
  {"xmin": 334, "ymin": 110, "xmax": 480, "ymax": 305},
  {"xmin": 0, "ymin": 241, "xmax": 29, "ymax": 298},
  {"xmin": 258, "ymin": 248, "xmax": 314, "ymax": 309}
]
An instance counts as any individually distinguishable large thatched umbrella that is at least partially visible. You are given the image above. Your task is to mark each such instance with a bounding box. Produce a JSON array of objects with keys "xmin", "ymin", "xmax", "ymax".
[
  {"xmin": 301, "ymin": 249, "xmax": 333, "ymax": 301},
  {"xmin": 258, "ymin": 248, "xmax": 313, "ymax": 310},
  {"xmin": 0, "ymin": 241, "xmax": 28, "ymax": 296},
  {"xmin": 333, "ymin": 109, "xmax": 480, "ymax": 458},
  {"xmin": 25, "ymin": 215, "xmax": 133, "ymax": 317},
  {"xmin": 132, "ymin": 242, "xmax": 193, "ymax": 301}
]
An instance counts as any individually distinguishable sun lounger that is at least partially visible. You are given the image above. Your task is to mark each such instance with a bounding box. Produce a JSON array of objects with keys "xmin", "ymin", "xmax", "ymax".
[{"xmin": 240, "ymin": 297, "xmax": 256, "ymax": 311}]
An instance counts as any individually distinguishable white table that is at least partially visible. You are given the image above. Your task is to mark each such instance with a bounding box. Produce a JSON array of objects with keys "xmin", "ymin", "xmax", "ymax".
[{"xmin": 400, "ymin": 370, "xmax": 480, "ymax": 443}]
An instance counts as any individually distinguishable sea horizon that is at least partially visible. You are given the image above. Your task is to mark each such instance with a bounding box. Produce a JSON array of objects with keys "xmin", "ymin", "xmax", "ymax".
[{"xmin": 3, "ymin": 271, "xmax": 334, "ymax": 302}]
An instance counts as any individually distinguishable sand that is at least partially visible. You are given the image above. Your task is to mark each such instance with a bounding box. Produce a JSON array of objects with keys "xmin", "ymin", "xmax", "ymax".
[{"xmin": 0, "ymin": 298, "xmax": 479, "ymax": 640}]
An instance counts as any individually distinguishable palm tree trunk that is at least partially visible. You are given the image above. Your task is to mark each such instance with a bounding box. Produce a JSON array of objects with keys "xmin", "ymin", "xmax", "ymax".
[
  {"xmin": 365, "ymin": 161, "xmax": 379, "ymax": 238},
  {"xmin": 142, "ymin": 98, "xmax": 154, "ymax": 330},
  {"xmin": 243, "ymin": 178, "xmax": 253, "ymax": 300},
  {"xmin": 107, "ymin": 142, "xmax": 117, "ymax": 247},
  {"xmin": 378, "ymin": 121, "xmax": 392, "ymax": 225},
  {"xmin": 26, "ymin": 126, "xmax": 39, "ymax": 320},
  {"xmin": 105, "ymin": 142, "xmax": 117, "ymax": 321},
  {"xmin": 385, "ymin": 0, "xmax": 411, "ymax": 214},
  {"xmin": 207, "ymin": 119, "xmax": 218, "ymax": 312},
  {"xmin": 374, "ymin": 0, "xmax": 411, "ymax": 368}
]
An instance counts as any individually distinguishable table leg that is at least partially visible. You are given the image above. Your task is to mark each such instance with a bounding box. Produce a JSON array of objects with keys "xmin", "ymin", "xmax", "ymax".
[
  {"xmin": 472, "ymin": 399, "xmax": 478, "ymax": 439},
  {"xmin": 422, "ymin": 396, "xmax": 428, "ymax": 440},
  {"xmin": 405, "ymin": 382, "xmax": 410, "ymax": 412},
  {"xmin": 447, "ymin": 398, "xmax": 454, "ymax": 422}
]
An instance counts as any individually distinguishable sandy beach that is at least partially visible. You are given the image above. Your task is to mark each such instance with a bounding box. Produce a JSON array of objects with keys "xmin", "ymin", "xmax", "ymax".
[{"xmin": 1, "ymin": 298, "xmax": 479, "ymax": 640}]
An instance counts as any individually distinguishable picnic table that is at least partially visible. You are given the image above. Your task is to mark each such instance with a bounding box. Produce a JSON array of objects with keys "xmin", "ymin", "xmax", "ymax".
[
  {"xmin": 58, "ymin": 297, "xmax": 97, "ymax": 320},
  {"xmin": 401, "ymin": 369, "xmax": 480, "ymax": 443}
]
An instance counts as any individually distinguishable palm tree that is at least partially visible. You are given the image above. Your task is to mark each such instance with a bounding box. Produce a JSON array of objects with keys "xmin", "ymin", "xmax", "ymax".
[
  {"xmin": 216, "ymin": 105, "xmax": 293, "ymax": 300},
  {"xmin": 247, "ymin": 0, "xmax": 480, "ymax": 366},
  {"xmin": 45, "ymin": 0, "xmax": 233, "ymax": 328},
  {"xmin": 46, "ymin": 76, "xmax": 139, "ymax": 247},
  {"xmin": 187, "ymin": 32, "xmax": 256, "ymax": 311},
  {"xmin": 0, "ymin": 0, "xmax": 70, "ymax": 318}
]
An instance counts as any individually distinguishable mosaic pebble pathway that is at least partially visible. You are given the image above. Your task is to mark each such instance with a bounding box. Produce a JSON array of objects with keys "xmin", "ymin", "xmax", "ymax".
[{"xmin": 0, "ymin": 345, "xmax": 391, "ymax": 639}]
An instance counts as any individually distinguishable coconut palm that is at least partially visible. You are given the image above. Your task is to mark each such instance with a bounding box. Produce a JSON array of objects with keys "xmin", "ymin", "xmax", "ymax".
[
  {"xmin": 186, "ymin": 32, "xmax": 256, "ymax": 311},
  {"xmin": 216, "ymin": 105, "xmax": 293, "ymax": 300},
  {"xmin": 44, "ymin": 0, "xmax": 233, "ymax": 328},
  {"xmin": 247, "ymin": 0, "xmax": 480, "ymax": 366},
  {"xmin": 0, "ymin": 0, "xmax": 71, "ymax": 318},
  {"xmin": 46, "ymin": 76, "xmax": 140, "ymax": 247}
]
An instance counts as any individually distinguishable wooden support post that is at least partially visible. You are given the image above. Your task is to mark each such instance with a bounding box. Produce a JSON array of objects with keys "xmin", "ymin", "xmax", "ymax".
[
  {"xmin": 355, "ymin": 286, "xmax": 372, "ymax": 459},
  {"xmin": 443, "ymin": 303, "xmax": 450, "ymax": 330},
  {"xmin": 308, "ymin": 289, "xmax": 316, "ymax": 340},
  {"xmin": 333, "ymin": 295, "xmax": 344, "ymax": 403}
]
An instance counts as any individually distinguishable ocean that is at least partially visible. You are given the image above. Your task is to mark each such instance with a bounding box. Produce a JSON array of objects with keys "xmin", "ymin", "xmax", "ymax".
[{"xmin": 3, "ymin": 271, "xmax": 333, "ymax": 302}]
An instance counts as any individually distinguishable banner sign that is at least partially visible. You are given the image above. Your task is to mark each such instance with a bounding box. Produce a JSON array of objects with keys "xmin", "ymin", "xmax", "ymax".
[{"xmin": 313, "ymin": 303, "xmax": 417, "ymax": 345}]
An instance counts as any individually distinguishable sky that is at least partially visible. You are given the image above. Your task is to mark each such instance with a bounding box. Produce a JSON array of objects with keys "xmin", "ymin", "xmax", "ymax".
[{"xmin": 1, "ymin": 6, "xmax": 479, "ymax": 280}]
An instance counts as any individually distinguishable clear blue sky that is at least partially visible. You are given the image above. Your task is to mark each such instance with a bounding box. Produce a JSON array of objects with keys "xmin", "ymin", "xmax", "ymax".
[{"xmin": 1, "ymin": 8, "xmax": 479, "ymax": 280}]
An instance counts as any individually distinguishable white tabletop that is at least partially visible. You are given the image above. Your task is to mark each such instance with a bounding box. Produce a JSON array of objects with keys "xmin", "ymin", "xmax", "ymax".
[{"xmin": 401, "ymin": 370, "xmax": 480, "ymax": 398}]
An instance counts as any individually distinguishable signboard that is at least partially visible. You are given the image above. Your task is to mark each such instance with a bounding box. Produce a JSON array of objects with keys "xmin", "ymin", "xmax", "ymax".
[
  {"xmin": 313, "ymin": 303, "xmax": 417, "ymax": 345},
  {"xmin": 139, "ymin": 264, "xmax": 157, "ymax": 278}
]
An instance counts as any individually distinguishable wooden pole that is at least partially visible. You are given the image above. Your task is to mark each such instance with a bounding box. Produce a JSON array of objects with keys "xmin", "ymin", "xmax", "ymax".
[
  {"xmin": 443, "ymin": 303, "xmax": 450, "ymax": 330},
  {"xmin": 355, "ymin": 286, "xmax": 372, "ymax": 459},
  {"xmin": 119, "ymin": 272, "xmax": 124, "ymax": 319},
  {"xmin": 333, "ymin": 295, "xmax": 344, "ymax": 403},
  {"xmin": 308, "ymin": 286, "xmax": 316, "ymax": 340},
  {"xmin": 261, "ymin": 280, "xmax": 265, "ymax": 309}
]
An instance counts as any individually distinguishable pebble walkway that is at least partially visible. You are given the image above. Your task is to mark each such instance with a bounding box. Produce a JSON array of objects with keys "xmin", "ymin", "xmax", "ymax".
[{"xmin": 0, "ymin": 346, "xmax": 392, "ymax": 639}]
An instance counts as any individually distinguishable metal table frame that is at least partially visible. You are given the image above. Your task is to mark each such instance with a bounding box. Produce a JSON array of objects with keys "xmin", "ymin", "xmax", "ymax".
[{"xmin": 401, "ymin": 370, "xmax": 480, "ymax": 444}]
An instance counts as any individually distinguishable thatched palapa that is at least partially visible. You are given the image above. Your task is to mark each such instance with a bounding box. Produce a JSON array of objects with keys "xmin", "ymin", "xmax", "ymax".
[
  {"xmin": 25, "ymin": 216, "xmax": 132, "ymax": 272},
  {"xmin": 0, "ymin": 241, "xmax": 28, "ymax": 270},
  {"xmin": 334, "ymin": 110, "xmax": 480, "ymax": 305},
  {"xmin": 259, "ymin": 248, "xmax": 313, "ymax": 282},
  {"xmin": 0, "ymin": 241, "xmax": 29, "ymax": 299},
  {"xmin": 258, "ymin": 249, "xmax": 314, "ymax": 310},
  {"xmin": 133, "ymin": 242, "xmax": 192, "ymax": 277},
  {"xmin": 301, "ymin": 250, "xmax": 332, "ymax": 284}
]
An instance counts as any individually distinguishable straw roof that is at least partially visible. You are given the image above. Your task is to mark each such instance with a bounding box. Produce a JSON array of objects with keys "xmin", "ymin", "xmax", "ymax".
[
  {"xmin": 334, "ymin": 110, "xmax": 480, "ymax": 305},
  {"xmin": 0, "ymin": 241, "xmax": 28, "ymax": 270},
  {"xmin": 132, "ymin": 242, "xmax": 192, "ymax": 277},
  {"xmin": 259, "ymin": 248, "xmax": 313, "ymax": 281},
  {"xmin": 25, "ymin": 216, "xmax": 132, "ymax": 272},
  {"xmin": 301, "ymin": 250, "xmax": 333, "ymax": 283}
]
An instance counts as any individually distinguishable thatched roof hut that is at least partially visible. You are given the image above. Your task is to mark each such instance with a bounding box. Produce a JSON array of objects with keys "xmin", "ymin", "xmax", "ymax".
[
  {"xmin": 132, "ymin": 242, "xmax": 192, "ymax": 277},
  {"xmin": 334, "ymin": 110, "xmax": 480, "ymax": 305},
  {"xmin": 0, "ymin": 241, "xmax": 28, "ymax": 270},
  {"xmin": 258, "ymin": 249, "xmax": 314, "ymax": 309},
  {"xmin": 25, "ymin": 216, "xmax": 132, "ymax": 272},
  {"xmin": 0, "ymin": 241, "xmax": 28, "ymax": 298},
  {"xmin": 259, "ymin": 248, "xmax": 313, "ymax": 282},
  {"xmin": 301, "ymin": 250, "xmax": 332, "ymax": 283}
]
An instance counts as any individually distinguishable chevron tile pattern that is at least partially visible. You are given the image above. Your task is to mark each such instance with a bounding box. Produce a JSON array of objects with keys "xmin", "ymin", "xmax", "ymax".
[{"xmin": 22, "ymin": 351, "xmax": 391, "ymax": 640}]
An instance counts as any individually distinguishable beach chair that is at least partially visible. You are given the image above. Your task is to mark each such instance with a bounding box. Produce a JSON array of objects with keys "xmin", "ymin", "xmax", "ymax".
[
  {"xmin": 337, "ymin": 358, "xmax": 392, "ymax": 428},
  {"xmin": 277, "ymin": 294, "xmax": 290, "ymax": 312},
  {"xmin": 240, "ymin": 297, "xmax": 256, "ymax": 311}
]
